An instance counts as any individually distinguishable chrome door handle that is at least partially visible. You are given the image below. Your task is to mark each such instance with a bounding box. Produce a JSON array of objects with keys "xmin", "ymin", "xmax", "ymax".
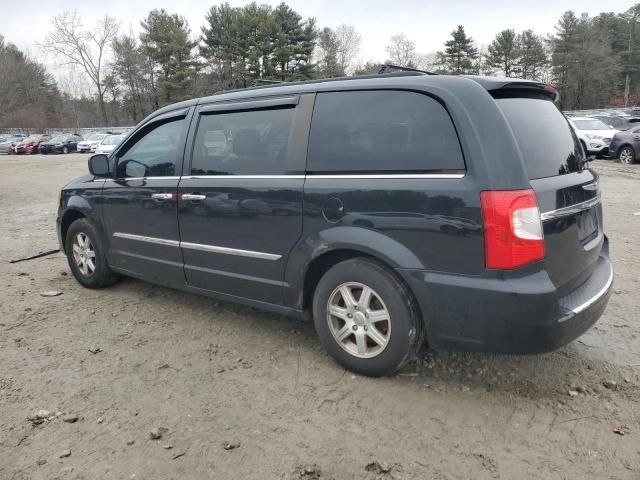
[
  {"xmin": 151, "ymin": 193, "xmax": 174, "ymax": 200},
  {"xmin": 181, "ymin": 194, "xmax": 206, "ymax": 201}
]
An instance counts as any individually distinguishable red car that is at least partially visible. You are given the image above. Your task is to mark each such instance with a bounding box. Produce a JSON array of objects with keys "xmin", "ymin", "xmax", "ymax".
[{"xmin": 14, "ymin": 134, "xmax": 51, "ymax": 154}]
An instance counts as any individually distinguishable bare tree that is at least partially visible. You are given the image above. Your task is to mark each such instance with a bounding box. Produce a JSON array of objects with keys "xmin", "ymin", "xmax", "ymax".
[
  {"xmin": 415, "ymin": 52, "xmax": 438, "ymax": 71},
  {"xmin": 43, "ymin": 11, "xmax": 119, "ymax": 125},
  {"xmin": 385, "ymin": 34, "xmax": 417, "ymax": 67},
  {"xmin": 335, "ymin": 25, "xmax": 361, "ymax": 74}
]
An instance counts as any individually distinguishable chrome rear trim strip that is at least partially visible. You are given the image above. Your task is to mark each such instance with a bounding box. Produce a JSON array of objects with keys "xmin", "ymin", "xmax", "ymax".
[
  {"xmin": 180, "ymin": 241, "xmax": 282, "ymax": 260},
  {"xmin": 540, "ymin": 196, "xmax": 601, "ymax": 222},
  {"xmin": 113, "ymin": 232, "xmax": 180, "ymax": 247},
  {"xmin": 571, "ymin": 262, "xmax": 614, "ymax": 314},
  {"xmin": 112, "ymin": 233, "xmax": 281, "ymax": 261}
]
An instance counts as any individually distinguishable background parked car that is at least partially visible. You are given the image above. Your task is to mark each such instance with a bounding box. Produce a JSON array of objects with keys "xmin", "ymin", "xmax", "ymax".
[
  {"xmin": 39, "ymin": 134, "xmax": 84, "ymax": 154},
  {"xmin": 567, "ymin": 117, "xmax": 619, "ymax": 157},
  {"xmin": 77, "ymin": 133, "xmax": 107, "ymax": 153},
  {"xmin": 94, "ymin": 134, "xmax": 125, "ymax": 155},
  {"xmin": 14, "ymin": 134, "xmax": 51, "ymax": 154},
  {"xmin": 0, "ymin": 134, "xmax": 26, "ymax": 154},
  {"xmin": 591, "ymin": 114, "xmax": 640, "ymax": 131},
  {"xmin": 609, "ymin": 126, "xmax": 640, "ymax": 164}
]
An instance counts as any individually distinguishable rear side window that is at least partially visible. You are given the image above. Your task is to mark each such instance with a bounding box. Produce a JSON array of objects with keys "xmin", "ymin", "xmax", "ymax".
[
  {"xmin": 497, "ymin": 98, "xmax": 584, "ymax": 179},
  {"xmin": 191, "ymin": 107, "xmax": 294, "ymax": 175},
  {"xmin": 307, "ymin": 91, "xmax": 465, "ymax": 173}
]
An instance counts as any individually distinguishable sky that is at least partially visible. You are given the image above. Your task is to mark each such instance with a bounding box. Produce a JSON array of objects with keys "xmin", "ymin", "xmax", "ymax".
[{"xmin": 3, "ymin": 0, "xmax": 637, "ymax": 72}]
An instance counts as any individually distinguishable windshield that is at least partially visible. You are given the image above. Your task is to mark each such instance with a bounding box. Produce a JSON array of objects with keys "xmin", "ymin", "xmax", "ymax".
[
  {"xmin": 23, "ymin": 136, "xmax": 39, "ymax": 142},
  {"xmin": 496, "ymin": 97, "xmax": 584, "ymax": 180},
  {"xmin": 50, "ymin": 135, "xmax": 66, "ymax": 143},
  {"xmin": 572, "ymin": 119, "xmax": 610, "ymax": 130},
  {"xmin": 101, "ymin": 135, "xmax": 124, "ymax": 146},
  {"xmin": 87, "ymin": 133, "xmax": 106, "ymax": 141}
]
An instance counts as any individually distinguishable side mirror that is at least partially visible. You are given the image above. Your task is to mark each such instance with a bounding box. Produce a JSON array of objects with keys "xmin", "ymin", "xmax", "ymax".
[{"xmin": 88, "ymin": 154, "xmax": 110, "ymax": 177}]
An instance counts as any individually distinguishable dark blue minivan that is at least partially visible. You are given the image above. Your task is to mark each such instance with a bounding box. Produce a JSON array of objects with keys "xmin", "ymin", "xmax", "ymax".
[{"xmin": 57, "ymin": 72, "xmax": 613, "ymax": 376}]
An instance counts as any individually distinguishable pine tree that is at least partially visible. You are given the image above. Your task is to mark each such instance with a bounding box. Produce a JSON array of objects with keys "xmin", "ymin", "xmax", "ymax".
[
  {"xmin": 437, "ymin": 26, "xmax": 478, "ymax": 74},
  {"xmin": 486, "ymin": 29, "xmax": 520, "ymax": 77},
  {"xmin": 271, "ymin": 3, "xmax": 317, "ymax": 80},
  {"xmin": 550, "ymin": 12, "xmax": 620, "ymax": 109},
  {"xmin": 517, "ymin": 30, "xmax": 548, "ymax": 80},
  {"xmin": 317, "ymin": 27, "xmax": 342, "ymax": 77},
  {"xmin": 140, "ymin": 9, "xmax": 196, "ymax": 105}
]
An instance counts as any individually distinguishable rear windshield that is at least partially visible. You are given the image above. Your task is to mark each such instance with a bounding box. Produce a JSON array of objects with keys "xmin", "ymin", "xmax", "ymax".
[{"xmin": 496, "ymin": 98, "xmax": 584, "ymax": 180}]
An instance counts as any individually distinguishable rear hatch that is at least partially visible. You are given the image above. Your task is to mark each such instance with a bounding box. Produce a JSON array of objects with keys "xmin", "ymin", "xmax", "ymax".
[{"xmin": 494, "ymin": 91, "xmax": 603, "ymax": 294}]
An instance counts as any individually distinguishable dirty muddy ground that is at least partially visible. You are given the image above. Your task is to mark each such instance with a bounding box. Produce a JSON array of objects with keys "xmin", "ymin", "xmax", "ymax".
[{"xmin": 1, "ymin": 154, "xmax": 639, "ymax": 480}]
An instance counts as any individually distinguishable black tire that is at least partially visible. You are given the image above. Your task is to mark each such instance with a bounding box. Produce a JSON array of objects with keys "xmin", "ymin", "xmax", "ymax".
[
  {"xmin": 65, "ymin": 218, "xmax": 120, "ymax": 289},
  {"xmin": 312, "ymin": 257, "xmax": 424, "ymax": 377},
  {"xmin": 62, "ymin": 146, "xmax": 69, "ymax": 154},
  {"xmin": 618, "ymin": 145, "xmax": 636, "ymax": 165}
]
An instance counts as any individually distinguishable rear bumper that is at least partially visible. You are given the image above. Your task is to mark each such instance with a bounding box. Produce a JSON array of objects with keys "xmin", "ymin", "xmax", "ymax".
[{"xmin": 398, "ymin": 240, "xmax": 613, "ymax": 354}]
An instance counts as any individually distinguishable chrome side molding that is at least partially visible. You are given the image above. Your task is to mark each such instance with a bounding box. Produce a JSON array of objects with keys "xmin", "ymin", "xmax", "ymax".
[
  {"xmin": 180, "ymin": 242, "xmax": 281, "ymax": 260},
  {"xmin": 112, "ymin": 233, "xmax": 281, "ymax": 261},
  {"xmin": 113, "ymin": 232, "xmax": 180, "ymax": 247}
]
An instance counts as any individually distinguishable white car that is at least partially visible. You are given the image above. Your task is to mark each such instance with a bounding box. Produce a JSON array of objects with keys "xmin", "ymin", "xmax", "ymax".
[
  {"xmin": 77, "ymin": 133, "xmax": 108, "ymax": 153},
  {"xmin": 567, "ymin": 117, "xmax": 619, "ymax": 157},
  {"xmin": 94, "ymin": 134, "xmax": 125, "ymax": 155}
]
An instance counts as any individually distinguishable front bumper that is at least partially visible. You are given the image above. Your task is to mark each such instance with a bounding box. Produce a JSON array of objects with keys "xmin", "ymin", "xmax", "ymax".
[
  {"xmin": 398, "ymin": 240, "xmax": 613, "ymax": 354},
  {"xmin": 39, "ymin": 146, "xmax": 57, "ymax": 154}
]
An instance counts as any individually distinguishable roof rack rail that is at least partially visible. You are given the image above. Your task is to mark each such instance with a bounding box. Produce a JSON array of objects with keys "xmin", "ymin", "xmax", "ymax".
[
  {"xmin": 249, "ymin": 79, "xmax": 283, "ymax": 87},
  {"xmin": 211, "ymin": 70, "xmax": 428, "ymax": 96},
  {"xmin": 378, "ymin": 63, "xmax": 438, "ymax": 76}
]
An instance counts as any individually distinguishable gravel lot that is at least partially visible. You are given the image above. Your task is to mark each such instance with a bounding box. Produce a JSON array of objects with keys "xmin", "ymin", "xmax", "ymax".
[{"xmin": 1, "ymin": 153, "xmax": 639, "ymax": 480}]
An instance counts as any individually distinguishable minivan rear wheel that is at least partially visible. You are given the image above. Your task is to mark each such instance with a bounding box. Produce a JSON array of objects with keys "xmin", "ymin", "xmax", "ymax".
[
  {"xmin": 65, "ymin": 218, "xmax": 120, "ymax": 289},
  {"xmin": 312, "ymin": 258, "xmax": 423, "ymax": 377},
  {"xmin": 618, "ymin": 146, "xmax": 635, "ymax": 164}
]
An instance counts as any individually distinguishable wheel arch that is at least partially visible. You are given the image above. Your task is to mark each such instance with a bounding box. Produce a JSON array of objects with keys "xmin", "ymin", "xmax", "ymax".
[
  {"xmin": 60, "ymin": 209, "xmax": 86, "ymax": 253},
  {"xmin": 285, "ymin": 226, "xmax": 426, "ymax": 313}
]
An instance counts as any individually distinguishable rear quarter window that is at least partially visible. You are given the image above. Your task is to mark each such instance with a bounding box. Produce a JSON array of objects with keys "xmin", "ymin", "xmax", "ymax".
[
  {"xmin": 307, "ymin": 90, "xmax": 465, "ymax": 173},
  {"xmin": 497, "ymin": 98, "xmax": 584, "ymax": 180}
]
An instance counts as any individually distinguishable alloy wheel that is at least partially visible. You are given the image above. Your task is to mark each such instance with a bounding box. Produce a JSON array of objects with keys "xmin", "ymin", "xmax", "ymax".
[
  {"xmin": 619, "ymin": 147, "xmax": 633, "ymax": 164},
  {"xmin": 326, "ymin": 282, "xmax": 391, "ymax": 358},
  {"xmin": 72, "ymin": 232, "xmax": 96, "ymax": 276}
]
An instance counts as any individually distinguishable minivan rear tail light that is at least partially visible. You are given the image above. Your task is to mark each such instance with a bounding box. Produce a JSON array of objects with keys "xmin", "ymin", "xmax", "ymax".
[{"xmin": 480, "ymin": 189, "xmax": 545, "ymax": 269}]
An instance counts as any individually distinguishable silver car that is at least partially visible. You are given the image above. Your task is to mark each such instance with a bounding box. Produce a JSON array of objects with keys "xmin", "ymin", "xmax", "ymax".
[
  {"xmin": 0, "ymin": 135, "xmax": 25, "ymax": 154},
  {"xmin": 77, "ymin": 133, "xmax": 108, "ymax": 153}
]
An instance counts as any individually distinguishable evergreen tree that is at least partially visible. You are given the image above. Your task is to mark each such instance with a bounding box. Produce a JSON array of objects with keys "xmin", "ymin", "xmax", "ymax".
[
  {"xmin": 0, "ymin": 36, "xmax": 63, "ymax": 128},
  {"xmin": 486, "ymin": 29, "xmax": 520, "ymax": 77},
  {"xmin": 113, "ymin": 34, "xmax": 152, "ymax": 122},
  {"xmin": 550, "ymin": 12, "xmax": 620, "ymax": 109},
  {"xmin": 517, "ymin": 30, "xmax": 548, "ymax": 80},
  {"xmin": 437, "ymin": 25, "xmax": 478, "ymax": 74},
  {"xmin": 140, "ymin": 9, "xmax": 197, "ymax": 105},
  {"xmin": 317, "ymin": 27, "xmax": 342, "ymax": 77},
  {"xmin": 271, "ymin": 3, "xmax": 317, "ymax": 80},
  {"xmin": 200, "ymin": 3, "xmax": 244, "ymax": 90}
]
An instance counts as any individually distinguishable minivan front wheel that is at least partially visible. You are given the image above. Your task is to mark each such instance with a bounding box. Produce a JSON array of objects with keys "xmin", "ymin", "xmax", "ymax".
[
  {"xmin": 313, "ymin": 258, "xmax": 423, "ymax": 376},
  {"xmin": 618, "ymin": 146, "xmax": 635, "ymax": 164},
  {"xmin": 65, "ymin": 218, "xmax": 120, "ymax": 289}
]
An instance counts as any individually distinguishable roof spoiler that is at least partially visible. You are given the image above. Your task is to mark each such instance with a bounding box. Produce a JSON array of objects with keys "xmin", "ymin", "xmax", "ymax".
[{"xmin": 490, "ymin": 81, "xmax": 560, "ymax": 103}]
